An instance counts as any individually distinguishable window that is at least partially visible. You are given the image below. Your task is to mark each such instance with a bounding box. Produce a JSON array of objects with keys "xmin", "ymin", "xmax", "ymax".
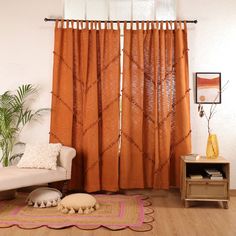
[{"xmin": 64, "ymin": 0, "xmax": 176, "ymax": 21}]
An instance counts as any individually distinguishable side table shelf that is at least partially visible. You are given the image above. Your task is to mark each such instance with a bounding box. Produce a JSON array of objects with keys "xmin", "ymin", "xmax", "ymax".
[{"xmin": 180, "ymin": 156, "xmax": 230, "ymax": 209}]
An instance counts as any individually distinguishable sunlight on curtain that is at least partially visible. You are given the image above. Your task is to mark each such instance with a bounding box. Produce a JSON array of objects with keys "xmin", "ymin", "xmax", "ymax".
[
  {"xmin": 133, "ymin": 0, "xmax": 155, "ymax": 20},
  {"xmin": 156, "ymin": 0, "xmax": 176, "ymax": 20},
  {"xmin": 110, "ymin": 0, "xmax": 132, "ymax": 20},
  {"xmin": 64, "ymin": 0, "xmax": 176, "ymax": 20}
]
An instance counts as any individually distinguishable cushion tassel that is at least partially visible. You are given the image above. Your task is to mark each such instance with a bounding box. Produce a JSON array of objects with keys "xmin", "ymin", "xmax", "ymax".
[
  {"xmin": 62, "ymin": 208, "xmax": 69, "ymax": 214},
  {"xmin": 52, "ymin": 200, "xmax": 57, "ymax": 206},
  {"xmin": 78, "ymin": 208, "xmax": 83, "ymax": 214},
  {"xmin": 46, "ymin": 201, "xmax": 52, "ymax": 207},
  {"xmin": 84, "ymin": 207, "xmax": 90, "ymax": 214},
  {"xmin": 28, "ymin": 200, "xmax": 33, "ymax": 206},
  {"xmin": 57, "ymin": 204, "xmax": 63, "ymax": 210},
  {"xmin": 33, "ymin": 202, "xmax": 38, "ymax": 208},
  {"xmin": 69, "ymin": 208, "xmax": 75, "ymax": 214},
  {"xmin": 40, "ymin": 202, "xmax": 46, "ymax": 208}
]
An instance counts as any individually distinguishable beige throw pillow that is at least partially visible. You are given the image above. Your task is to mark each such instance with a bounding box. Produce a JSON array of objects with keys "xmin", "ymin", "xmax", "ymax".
[
  {"xmin": 26, "ymin": 187, "xmax": 62, "ymax": 208},
  {"xmin": 58, "ymin": 193, "xmax": 99, "ymax": 214},
  {"xmin": 17, "ymin": 143, "xmax": 62, "ymax": 170}
]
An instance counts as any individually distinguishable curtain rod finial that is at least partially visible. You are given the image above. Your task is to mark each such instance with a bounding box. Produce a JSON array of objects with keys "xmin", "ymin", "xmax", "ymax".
[
  {"xmin": 44, "ymin": 18, "xmax": 48, "ymax": 22},
  {"xmin": 194, "ymin": 20, "xmax": 198, "ymax": 24}
]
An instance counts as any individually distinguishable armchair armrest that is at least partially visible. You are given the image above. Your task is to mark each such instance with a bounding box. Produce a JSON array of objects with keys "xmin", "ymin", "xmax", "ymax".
[{"xmin": 58, "ymin": 146, "xmax": 76, "ymax": 179}]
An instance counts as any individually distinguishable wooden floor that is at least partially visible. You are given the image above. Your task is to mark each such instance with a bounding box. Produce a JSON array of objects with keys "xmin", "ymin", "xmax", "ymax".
[{"xmin": 1, "ymin": 189, "xmax": 236, "ymax": 236}]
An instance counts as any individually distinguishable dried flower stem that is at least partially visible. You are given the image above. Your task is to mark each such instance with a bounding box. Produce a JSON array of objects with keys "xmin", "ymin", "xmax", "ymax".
[{"xmin": 199, "ymin": 80, "xmax": 229, "ymax": 135}]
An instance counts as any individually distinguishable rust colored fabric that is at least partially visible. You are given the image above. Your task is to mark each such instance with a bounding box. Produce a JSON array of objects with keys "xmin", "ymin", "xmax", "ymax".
[
  {"xmin": 120, "ymin": 21, "xmax": 191, "ymax": 189},
  {"xmin": 50, "ymin": 21, "xmax": 120, "ymax": 192}
]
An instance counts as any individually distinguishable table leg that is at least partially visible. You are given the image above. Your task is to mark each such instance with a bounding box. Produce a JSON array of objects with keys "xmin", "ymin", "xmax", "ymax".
[
  {"xmin": 185, "ymin": 200, "xmax": 189, "ymax": 208},
  {"xmin": 223, "ymin": 201, "xmax": 228, "ymax": 209}
]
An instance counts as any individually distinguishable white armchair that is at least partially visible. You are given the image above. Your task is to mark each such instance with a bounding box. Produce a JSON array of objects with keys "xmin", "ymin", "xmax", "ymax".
[{"xmin": 0, "ymin": 146, "xmax": 76, "ymax": 196}]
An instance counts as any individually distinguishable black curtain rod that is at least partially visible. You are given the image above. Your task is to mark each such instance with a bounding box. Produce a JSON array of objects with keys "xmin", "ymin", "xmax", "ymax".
[{"xmin": 44, "ymin": 18, "xmax": 197, "ymax": 24}]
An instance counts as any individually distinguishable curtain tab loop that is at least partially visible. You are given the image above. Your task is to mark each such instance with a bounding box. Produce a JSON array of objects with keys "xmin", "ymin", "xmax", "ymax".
[
  {"xmin": 146, "ymin": 21, "xmax": 150, "ymax": 30},
  {"xmin": 117, "ymin": 21, "xmax": 120, "ymax": 30},
  {"xmin": 131, "ymin": 21, "xmax": 133, "ymax": 30},
  {"xmin": 166, "ymin": 21, "xmax": 169, "ymax": 30},
  {"xmin": 151, "ymin": 21, "xmax": 154, "ymax": 30},
  {"xmin": 111, "ymin": 21, "xmax": 114, "ymax": 30},
  {"xmin": 174, "ymin": 21, "xmax": 177, "ymax": 30},
  {"xmin": 55, "ymin": 19, "xmax": 59, "ymax": 29},
  {"xmin": 141, "ymin": 21, "xmax": 144, "ymax": 30},
  {"xmin": 105, "ymin": 21, "xmax": 108, "ymax": 29},
  {"xmin": 66, "ymin": 20, "xmax": 69, "ymax": 29},
  {"xmin": 184, "ymin": 20, "xmax": 187, "ymax": 31},
  {"xmin": 160, "ymin": 21, "xmax": 163, "ymax": 30},
  {"xmin": 179, "ymin": 20, "xmax": 182, "ymax": 29},
  {"xmin": 124, "ymin": 21, "xmax": 127, "ymax": 30},
  {"xmin": 61, "ymin": 19, "xmax": 64, "ymax": 29},
  {"xmin": 156, "ymin": 20, "xmax": 159, "ymax": 30},
  {"xmin": 91, "ymin": 21, "xmax": 94, "ymax": 30},
  {"xmin": 136, "ymin": 21, "xmax": 139, "ymax": 30},
  {"xmin": 86, "ymin": 20, "xmax": 89, "ymax": 29},
  {"xmin": 98, "ymin": 21, "xmax": 101, "ymax": 30}
]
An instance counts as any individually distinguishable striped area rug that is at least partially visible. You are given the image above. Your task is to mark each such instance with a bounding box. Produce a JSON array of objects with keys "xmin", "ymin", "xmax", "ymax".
[{"xmin": 0, "ymin": 193, "xmax": 154, "ymax": 232}]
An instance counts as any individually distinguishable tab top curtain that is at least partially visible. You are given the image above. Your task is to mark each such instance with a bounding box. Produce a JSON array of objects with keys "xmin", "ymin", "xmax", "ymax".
[
  {"xmin": 50, "ymin": 20, "xmax": 191, "ymax": 192},
  {"xmin": 120, "ymin": 21, "xmax": 191, "ymax": 189},
  {"xmin": 50, "ymin": 20, "xmax": 121, "ymax": 192}
]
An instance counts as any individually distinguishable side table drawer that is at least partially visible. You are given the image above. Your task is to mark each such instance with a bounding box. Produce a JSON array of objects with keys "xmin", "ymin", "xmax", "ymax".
[{"xmin": 186, "ymin": 181, "xmax": 228, "ymax": 199}]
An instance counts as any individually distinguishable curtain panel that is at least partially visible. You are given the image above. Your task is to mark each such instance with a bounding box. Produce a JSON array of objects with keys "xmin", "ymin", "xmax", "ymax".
[
  {"xmin": 50, "ymin": 20, "xmax": 121, "ymax": 192},
  {"xmin": 50, "ymin": 20, "xmax": 191, "ymax": 192},
  {"xmin": 120, "ymin": 21, "xmax": 191, "ymax": 189}
]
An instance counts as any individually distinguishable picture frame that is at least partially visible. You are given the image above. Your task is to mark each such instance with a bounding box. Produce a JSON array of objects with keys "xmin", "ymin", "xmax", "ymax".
[{"xmin": 195, "ymin": 72, "xmax": 221, "ymax": 104}]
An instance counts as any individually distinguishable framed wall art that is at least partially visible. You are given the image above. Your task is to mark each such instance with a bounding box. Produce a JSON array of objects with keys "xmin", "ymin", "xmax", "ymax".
[{"xmin": 195, "ymin": 72, "xmax": 221, "ymax": 104}]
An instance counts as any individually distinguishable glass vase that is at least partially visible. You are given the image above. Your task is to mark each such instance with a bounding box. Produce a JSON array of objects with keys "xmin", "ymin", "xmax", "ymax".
[{"xmin": 206, "ymin": 134, "xmax": 219, "ymax": 159}]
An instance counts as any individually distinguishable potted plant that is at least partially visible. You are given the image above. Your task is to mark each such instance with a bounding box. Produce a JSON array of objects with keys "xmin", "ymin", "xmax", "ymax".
[{"xmin": 0, "ymin": 84, "xmax": 46, "ymax": 166}]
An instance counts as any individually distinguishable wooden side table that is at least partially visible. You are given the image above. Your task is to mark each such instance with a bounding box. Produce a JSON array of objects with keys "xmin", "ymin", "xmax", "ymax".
[{"xmin": 180, "ymin": 156, "xmax": 230, "ymax": 208}]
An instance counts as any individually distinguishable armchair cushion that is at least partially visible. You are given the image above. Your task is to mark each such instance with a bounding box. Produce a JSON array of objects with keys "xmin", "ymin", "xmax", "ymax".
[{"xmin": 17, "ymin": 143, "xmax": 62, "ymax": 170}]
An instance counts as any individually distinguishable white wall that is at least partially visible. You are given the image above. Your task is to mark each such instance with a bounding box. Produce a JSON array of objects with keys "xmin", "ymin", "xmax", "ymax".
[
  {"xmin": 177, "ymin": 0, "xmax": 236, "ymax": 188},
  {"xmin": 1, "ymin": 0, "xmax": 236, "ymax": 188},
  {"xmin": 0, "ymin": 0, "xmax": 63, "ymax": 143}
]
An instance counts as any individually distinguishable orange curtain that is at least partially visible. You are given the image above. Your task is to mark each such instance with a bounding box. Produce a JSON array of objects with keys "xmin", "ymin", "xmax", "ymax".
[
  {"xmin": 50, "ymin": 20, "xmax": 120, "ymax": 192},
  {"xmin": 120, "ymin": 21, "xmax": 191, "ymax": 189}
]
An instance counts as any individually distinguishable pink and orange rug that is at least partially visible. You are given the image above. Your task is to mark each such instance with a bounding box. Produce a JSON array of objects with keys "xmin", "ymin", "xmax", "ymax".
[{"xmin": 0, "ymin": 194, "xmax": 154, "ymax": 231}]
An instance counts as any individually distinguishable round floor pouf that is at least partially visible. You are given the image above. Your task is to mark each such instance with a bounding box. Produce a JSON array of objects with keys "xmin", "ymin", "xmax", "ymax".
[
  {"xmin": 26, "ymin": 187, "xmax": 62, "ymax": 208},
  {"xmin": 58, "ymin": 193, "xmax": 99, "ymax": 214}
]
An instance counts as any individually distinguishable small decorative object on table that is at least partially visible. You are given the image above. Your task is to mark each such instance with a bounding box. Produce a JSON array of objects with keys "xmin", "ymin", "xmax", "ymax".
[
  {"xmin": 184, "ymin": 154, "xmax": 201, "ymax": 161},
  {"xmin": 206, "ymin": 134, "xmax": 219, "ymax": 159},
  {"xmin": 196, "ymin": 73, "xmax": 229, "ymax": 159}
]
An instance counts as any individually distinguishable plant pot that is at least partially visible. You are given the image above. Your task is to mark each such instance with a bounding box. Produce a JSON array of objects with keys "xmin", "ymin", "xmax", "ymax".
[{"xmin": 206, "ymin": 134, "xmax": 219, "ymax": 159}]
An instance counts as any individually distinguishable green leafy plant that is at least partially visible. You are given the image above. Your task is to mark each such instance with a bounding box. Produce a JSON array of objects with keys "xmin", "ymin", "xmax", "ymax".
[{"xmin": 0, "ymin": 84, "xmax": 46, "ymax": 166}]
